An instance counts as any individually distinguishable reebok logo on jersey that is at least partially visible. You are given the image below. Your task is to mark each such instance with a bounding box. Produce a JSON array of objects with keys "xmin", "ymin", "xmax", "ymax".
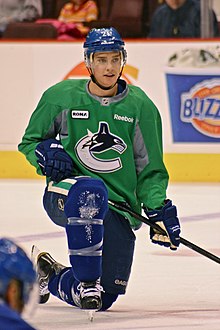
[
  {"xmin": 71, "ymin": 110, "xmax": 89, "ymax": 119},
  {"xmin": 114, "ymin": 114, "xmax": 134, "ymax": 123}
]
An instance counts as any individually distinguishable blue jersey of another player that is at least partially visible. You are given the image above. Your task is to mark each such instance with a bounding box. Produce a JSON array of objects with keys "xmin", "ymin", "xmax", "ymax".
[{"xmin": 0, "ymin": 301, "xmax": 36, "ymax": 330}]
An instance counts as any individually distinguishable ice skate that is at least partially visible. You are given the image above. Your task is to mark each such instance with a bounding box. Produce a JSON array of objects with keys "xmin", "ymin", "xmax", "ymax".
[
  {"xmin": 78, "ymin": 280, "xmax": 103, "ymax": 322},
  {"xmin": 72, "ymin": 279, "xmax": 103, "ymax": 313},
  {"xmin": 80, "ymin": 280, "xmax": 103, "ymax": 311},
  {"xmin": 31, "ymin": 245, "xmax": 65, "ymax": 304}
]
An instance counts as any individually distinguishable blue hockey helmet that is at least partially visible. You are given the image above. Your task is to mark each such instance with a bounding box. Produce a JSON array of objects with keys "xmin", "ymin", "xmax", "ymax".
[
  {"xmin": 0, "ymin": 238, "xmax": 36, "ymax": 304},
  {"xmin": 83, "ymin": 27, "xmax": 127, "ymax": 67}
]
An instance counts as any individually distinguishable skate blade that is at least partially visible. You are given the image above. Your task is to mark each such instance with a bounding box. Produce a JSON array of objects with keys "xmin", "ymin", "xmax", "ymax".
[
  {"xmin": 31, "ymin": 245, "xmax": 41, "ymax": 267},
  {"xmin": 85, "ymin": 309, "xmax": 96, "ymax": 322}
]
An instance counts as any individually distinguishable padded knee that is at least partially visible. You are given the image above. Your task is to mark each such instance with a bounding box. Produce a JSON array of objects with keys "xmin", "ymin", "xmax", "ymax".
[{"xmin": 64, "ymin": 177, "xmax": 108, "ymax": 219}]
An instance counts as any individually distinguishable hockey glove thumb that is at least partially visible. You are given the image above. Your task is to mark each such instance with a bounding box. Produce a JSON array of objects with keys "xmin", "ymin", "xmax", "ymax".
[
  {"xmin": 35, "ymin": 139, "xmax": 74, "ymax": 182},
  {"xmin": 145, "ymin": 200, "xmax": 181, "ymax": 250}
]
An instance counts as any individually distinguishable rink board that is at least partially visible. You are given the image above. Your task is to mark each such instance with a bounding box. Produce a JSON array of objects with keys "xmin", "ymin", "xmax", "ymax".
[{"xmin": 1, "ymin": 151, "xmax": 220, "ymax": 182}]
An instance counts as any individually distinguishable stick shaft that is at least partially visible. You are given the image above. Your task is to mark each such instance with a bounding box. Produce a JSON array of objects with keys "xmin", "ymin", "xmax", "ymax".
[{"xmin": 108, "ymin": 200, "xmax": 220, "ymax": 265}]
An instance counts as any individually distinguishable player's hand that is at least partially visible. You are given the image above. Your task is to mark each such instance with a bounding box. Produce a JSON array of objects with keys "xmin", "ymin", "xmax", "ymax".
[
  {"xmin": 145, "ymin": 200, "xmax": 181, "ymax": 250},
  {"xmin": 35, "ymin": 139, "xmax": 74, "ymax": 182}
]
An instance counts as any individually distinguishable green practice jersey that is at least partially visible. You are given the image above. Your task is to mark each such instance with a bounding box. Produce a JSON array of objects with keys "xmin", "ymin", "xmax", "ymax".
[{"xmin": 18, "ymin": 79, "xmax": 169, "ymax": 229}]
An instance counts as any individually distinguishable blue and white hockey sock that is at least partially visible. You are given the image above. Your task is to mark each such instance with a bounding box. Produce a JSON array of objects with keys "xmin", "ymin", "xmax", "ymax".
[
  {"xmin": 64, "ymin": 177, "xmax": 108, "ymax": 282},
  {"xmin": 48, "ymin": 268, "xmax": 119, "ymax": 310},
  {"xmin": 48, "ymin": 267, "xmax": 80, "ymax": 306}
]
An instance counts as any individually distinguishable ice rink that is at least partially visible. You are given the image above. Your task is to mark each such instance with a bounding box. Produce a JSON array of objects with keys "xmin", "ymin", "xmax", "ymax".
[{"xmin": 1, "ymin": 179, "xmax": 220, "ymax": 330}]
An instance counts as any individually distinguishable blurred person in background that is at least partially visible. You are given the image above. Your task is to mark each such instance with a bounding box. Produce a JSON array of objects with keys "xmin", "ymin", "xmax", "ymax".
[
  {"xmin": 0, "ymin": 0, "xmax": 42, "ymax": 37},
  {"xmin": 148, "ymin": 0, "xmax": 219, "ymax": 38},
  {"xmin": 58, "ymin": 0, "xmax": 98, "ymax": 36},
  {"xmin": 0, "ymin": 237, "xmax": 37, "ymax": 330}
]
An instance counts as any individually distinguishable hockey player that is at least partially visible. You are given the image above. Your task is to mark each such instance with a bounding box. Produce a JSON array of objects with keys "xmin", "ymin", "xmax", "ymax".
[
  {"xmin": 18, "ymin": 27, "xmax": 181, "ymax": 312},
  {"xmin": 0, "ymin": 238, "xmax": 37, "ymax": 329}
]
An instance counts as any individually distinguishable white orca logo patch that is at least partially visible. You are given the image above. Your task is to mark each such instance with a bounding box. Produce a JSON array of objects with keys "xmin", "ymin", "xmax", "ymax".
[{"xmin": 75, "ymin": 122, "xmax": 127, "ymax": 173}]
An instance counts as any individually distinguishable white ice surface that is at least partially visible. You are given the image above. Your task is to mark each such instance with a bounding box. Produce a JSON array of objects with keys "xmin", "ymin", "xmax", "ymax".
[{"xmin": 1, "ymin": 180, "xmax": 220, "ymax": 330}]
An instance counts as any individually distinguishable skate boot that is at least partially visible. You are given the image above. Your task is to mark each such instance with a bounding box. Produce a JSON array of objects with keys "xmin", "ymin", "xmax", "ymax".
[
  {"xmin": 79, "ymin": 280, "xmax": 103, "ymax": 310},
  {"xmin": 31, "ymin": 245, "xmax": 65, "ymax": 304}
]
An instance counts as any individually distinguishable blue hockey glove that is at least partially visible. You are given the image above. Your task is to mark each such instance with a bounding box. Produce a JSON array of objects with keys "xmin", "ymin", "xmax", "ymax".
[
  {"xmin": 145, "ymin": 200, "xmax": 181, "ymax": 250},
  {"xmin": 35, "ymin": 139, "xmax": 74, "ymax": 182}
]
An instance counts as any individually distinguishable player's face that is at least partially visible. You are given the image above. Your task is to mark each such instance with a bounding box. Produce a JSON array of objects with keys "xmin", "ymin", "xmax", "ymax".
[
  {"xmin": 91, "ymin": 52, "xmax": 121, "ymax": 88},
  {"xmin": 6, "ymin": 280, "xmax": 24, "ymax": 314},
  {"xmin": 165, "ymin": 0, "xmax": 186, "ymax": 9}
]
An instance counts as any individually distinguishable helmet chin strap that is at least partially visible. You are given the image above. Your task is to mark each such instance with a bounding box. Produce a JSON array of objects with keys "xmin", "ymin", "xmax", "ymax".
[
  {"xmin": 87, "ymin": 66, "xmax": 124, "ymax": 91},
  {"xmin": 90, "ymin": 74, "xmax": 118, "ymax": 90}
]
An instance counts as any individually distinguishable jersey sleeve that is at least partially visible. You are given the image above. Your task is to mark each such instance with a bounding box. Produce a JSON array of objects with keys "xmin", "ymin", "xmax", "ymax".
[
  {"xmin": 18, "ymin": 90, "xmax": 62, "ymax": 175},
  {"xmin": 134, "ymin": 92, "xmax": 169, "ymax": 210}
]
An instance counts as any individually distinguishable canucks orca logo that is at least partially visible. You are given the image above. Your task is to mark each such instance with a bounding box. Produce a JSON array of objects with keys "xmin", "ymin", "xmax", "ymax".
[{"xmin": 75, "ymin": 122, "xmax": 127, "ymax": 172}]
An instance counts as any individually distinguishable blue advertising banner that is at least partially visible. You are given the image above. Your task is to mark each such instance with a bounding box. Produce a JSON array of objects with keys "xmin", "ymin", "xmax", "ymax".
[{"xmin": 166, "ymin": 70, "xmax": 220, "ymax": 142}]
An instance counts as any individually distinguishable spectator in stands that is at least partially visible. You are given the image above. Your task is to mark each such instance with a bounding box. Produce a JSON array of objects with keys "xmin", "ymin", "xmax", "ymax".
[
  {"xmin": 148, "ymin": 0, "xmax": 219, "ymax": 38},
  {"xmin": 0, "ymin": 0, "xmax": 42, "ymax": 37},
  {"xmin": 58, "ymin": 0, "xmax": 98, "ymax": 36}
]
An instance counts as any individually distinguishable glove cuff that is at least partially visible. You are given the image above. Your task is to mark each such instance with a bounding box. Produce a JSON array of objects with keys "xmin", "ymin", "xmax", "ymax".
[{"xmin": 145, "ymin": 199, "xmax": 173, "ymax": 222}]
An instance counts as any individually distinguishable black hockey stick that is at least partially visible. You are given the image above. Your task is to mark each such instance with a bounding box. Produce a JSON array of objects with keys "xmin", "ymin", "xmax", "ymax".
[{"xmin": 108, "ymin": 200, "xmax": 220, "ymax": 265}]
